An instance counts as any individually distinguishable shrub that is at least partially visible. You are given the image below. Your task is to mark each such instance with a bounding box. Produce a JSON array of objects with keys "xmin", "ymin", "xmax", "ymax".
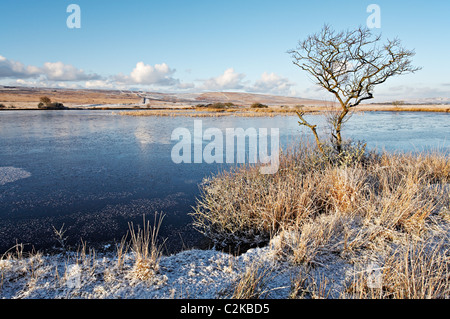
[
  {"xmin": 210, "ymin": 103, "xmax": 234, "ymax": 109},
  {"xmin": 38, "ymin": 101, "xmax": 65, "ymax": 110},
  {"xmin": 39, "ymin": 96, "xmax": 52, "ymax": 106},
  {"xmin": 208, "ymin": 103, "xmax": 225, "ymax": 109},
  {"xmin": 0, "ymin": 103, "xmax": 5, "ymax": 109},
  {"xmin": 50, "ymin": 102, "xmax": 65, "ymax": 109},
  {"xmin": 195, "ymin": 102, "xmax": 236, "ymax": 110},
  {"xmin": 251, "ymin": 103, "xmax": 269, "ymax": 109},
  {"xmin": 38, "ymin": 96, "xmax": 65, "ymax": 109}
]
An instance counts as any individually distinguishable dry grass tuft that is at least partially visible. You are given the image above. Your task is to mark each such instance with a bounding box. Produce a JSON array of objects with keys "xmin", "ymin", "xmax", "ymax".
[
  {"xmin": 343, "ymin": 239, "xmax": 450, "ymax": 299},
  {"xmin": 230, "ymin": 262, "xmax": 275, "ymax": 299},
  {"xmin": 289, "ymin": 267, "xmax": 330, "ymax": 299},
  {"xmin": 127, "ymin": 213, "xmax": 166, "ymax": 283}
]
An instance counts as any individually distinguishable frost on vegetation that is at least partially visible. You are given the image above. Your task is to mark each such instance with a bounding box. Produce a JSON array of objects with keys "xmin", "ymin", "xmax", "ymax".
[
  {"xmin": 1, "ymin": 220, "xmax": 449, "ymax": 299},
  {"xmin": 0, "ymin": 243, "xmax": 297, "ymax": 299},
  {"xmin": 1, "ymin": 151, "xmax": 449, "ymax": 299}
]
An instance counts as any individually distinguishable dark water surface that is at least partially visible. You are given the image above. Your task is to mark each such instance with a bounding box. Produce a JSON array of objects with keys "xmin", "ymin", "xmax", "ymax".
[{"xmin": 0, "ymin": 110, "xmax": 448, "ymax": 253}]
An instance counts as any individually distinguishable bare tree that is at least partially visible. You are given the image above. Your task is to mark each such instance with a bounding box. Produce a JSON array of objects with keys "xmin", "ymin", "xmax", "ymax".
[
  {"xmin": 289, "ymin": 25, "xmax": 421, "ymax": 154},
  {"xmin": 39, "ymin": 96, "xmax": 52, "ymax": 106}
]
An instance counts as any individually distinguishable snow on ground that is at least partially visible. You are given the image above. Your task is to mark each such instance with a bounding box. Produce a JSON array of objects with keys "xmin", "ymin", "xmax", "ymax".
[
  {"xmin": 0, "ymin": 166, "xmax": 353, "ymax": 299},
  {"xmin": 0, "ymin": 233, "xmax": 357, "ymax": 299},
  {"xmin": 0, "ymin": 245, "xmax": 290, "ymax": 299},
  {"xmin": 2, "ymin": 218, "xmax": 448, "ymax": 299}
]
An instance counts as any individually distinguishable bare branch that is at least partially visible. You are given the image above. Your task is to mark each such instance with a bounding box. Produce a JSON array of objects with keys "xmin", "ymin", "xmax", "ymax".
[{"xmin": 296, "ymin": 111, "xmax": 324, "ymax": 154}]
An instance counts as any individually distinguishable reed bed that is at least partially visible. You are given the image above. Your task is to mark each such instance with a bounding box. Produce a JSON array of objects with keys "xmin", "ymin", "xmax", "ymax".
[
  {"xmin": 118, "ymin": 106, "xmax": 449, "ymax": 118},
  {"xmin": 118, "ymin": 108, "xmax": 315, "ymax": 118}
]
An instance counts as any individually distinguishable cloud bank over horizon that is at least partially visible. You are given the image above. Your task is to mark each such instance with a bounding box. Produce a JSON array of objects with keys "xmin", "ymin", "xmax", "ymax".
[
  {"xmin": 0, "ymin": 54, "xmax": 301, "ymax": 97},
  {"xmin": 0, "ymin": 55, "xmax": 101, "ymax": 82},
  {"xmin": 1, "ymin": 54, "xmax": 449, "ymax": 102}
]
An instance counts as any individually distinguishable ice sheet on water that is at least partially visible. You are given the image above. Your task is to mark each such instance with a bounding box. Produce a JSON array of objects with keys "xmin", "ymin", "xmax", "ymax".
[{"xmin": 0, "ymin": 167, "xmax": 32, "ymax": 186}]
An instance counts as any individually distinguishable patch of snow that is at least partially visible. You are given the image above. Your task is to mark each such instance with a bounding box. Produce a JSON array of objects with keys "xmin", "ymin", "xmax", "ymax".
[
  {"xmin": 1, "ymin": 220, "xmax": 448, "ymax": 299},
  {"xmin": 0, "ymin": 167, "xmax": 31, "ymax": 186},
  {"xmin": 0, "ymin": 241, "xmax": 300, "ymax": 299}
]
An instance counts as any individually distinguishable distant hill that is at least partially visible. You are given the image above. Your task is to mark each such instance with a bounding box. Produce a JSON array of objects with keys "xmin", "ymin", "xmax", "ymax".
[
  {"xmin": 188, "ymin": 92, "xmax": 328, "ymax": 107},
  {"xmin": 0, "ymin": 86, "xmax": 331, "ymax": 108},
  {"xmin": 1, "ymin": 86, "xmax": 448, "ymax": 111}
]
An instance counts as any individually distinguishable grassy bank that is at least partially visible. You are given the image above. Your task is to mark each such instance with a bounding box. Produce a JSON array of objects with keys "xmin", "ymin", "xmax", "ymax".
[
  {"xmin": 192, "ymin": 144, "xmax": 450, "ymax": 298},
  {"xmin": 1, "ymin": 145, "xmax": 449, "ymax": 299}
]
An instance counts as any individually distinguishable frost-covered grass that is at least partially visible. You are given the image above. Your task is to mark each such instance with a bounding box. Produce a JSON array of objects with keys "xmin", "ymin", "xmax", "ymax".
[
  {"xmin": 1, "ymin": 145, "xmax": 449, "ymax": 299},
  {"xmin": 192, "ymin": 144, "xmax": 449, "ymax": 248},
  {"xmin": 0, "ymin": 241, "xmax": 296, "ymax": 299},
  {"xmin": 1, "ymin": 229, "xmax": 448, "ymax": 299},
  {"xmin": 191, "ymin": 144, "xmax": 450, "ymax": 298},
  {"xmin": 0, "ymin": 214, "xmax": 292, "ymax": 299}
]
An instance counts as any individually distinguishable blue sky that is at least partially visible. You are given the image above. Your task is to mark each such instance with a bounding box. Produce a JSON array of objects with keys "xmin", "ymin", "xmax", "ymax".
[{"xmin": 0, "ymin": 0, "xmax": 449, "ymax": 101}]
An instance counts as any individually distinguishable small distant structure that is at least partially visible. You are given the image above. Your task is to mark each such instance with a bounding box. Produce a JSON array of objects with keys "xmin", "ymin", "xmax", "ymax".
[
  {"xmin": 120, "ymin": 90, "xmax": 163, "ymax": 108},
  {"xmin": 137, "ymin": 93, "xmax": 162, "ymax": 107}
]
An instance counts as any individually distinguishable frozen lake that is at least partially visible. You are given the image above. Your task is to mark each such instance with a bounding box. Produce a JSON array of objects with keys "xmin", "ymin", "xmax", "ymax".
[{"xmin": 0, "ymin": 110, "xmax": 448, "ymax": 253}]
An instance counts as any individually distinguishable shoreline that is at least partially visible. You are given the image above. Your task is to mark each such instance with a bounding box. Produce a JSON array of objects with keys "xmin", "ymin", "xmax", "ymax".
[
  {"xmin": 1, "ymin": 149, "xmax": 449, "ymax": 299},
  {"xmin": 1, "ymin": 105, "xmax": 449, "ymax": 113},
  {"xmin": 2, "ymin": 87, "xmax": 449, "ymax": 114}
]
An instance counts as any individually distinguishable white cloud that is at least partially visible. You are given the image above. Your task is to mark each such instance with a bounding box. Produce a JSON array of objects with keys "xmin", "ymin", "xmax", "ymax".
[
  {"xmin": 131, "ymin": 62, "xmax": 171, "ymax": 84},
  {"xmin": 13, "ymin": 79, "xmax": 46, "ymax": 87},
  {"xmin": 200, "ymin": 70, "xmax": 295, "ymax": 95},
  {"xmin": 250, "ymin": 72, "xmax": 294, "ymax": 95},
  {"xmin": 176, "ymin": 82, "xmax": 195, "ymax": 90},
  {"xmin": 84, "ymin": 80, "xmax": 116, "ymax": 89},
  {"xmin": 0, "ymin": 55, "xmax": 100, "ymax": 82},
  {"xmin": 297, "ymin": 85, "xmax": 332, "ymax": 100},
  {"xmin": 42, "ymin": 62, "xmax": 100, "ymax": 81},
  {"xmin": 13, "ymin": 78, "xmax": 82, "ymax": 89},
  {"xmin": 202, "ymin": 68, "xmax": 246, "ymax": 90},
  {"xmin": 0, "ymin": 55, "xmax": 295, "ymax": 96},
  {"xmin": 0, "ymin": 55, "xmax": 183, "ymax": 90},
  {"xmin": 115, "ymin": 62, "xmax": 179, "ymax": 86},
  {"xmin": 372, "ymin": 84, "xmax": 450, "ymax": 102},
  {"xmin": 0, "ymin": 55, "xmax": 41, "ymax": 79}
]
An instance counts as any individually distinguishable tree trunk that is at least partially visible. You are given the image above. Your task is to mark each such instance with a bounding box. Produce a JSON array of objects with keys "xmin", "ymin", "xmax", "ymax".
[{"xmin": 334, "ymin": 108, "xmax": 349, "ymax": 154}]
